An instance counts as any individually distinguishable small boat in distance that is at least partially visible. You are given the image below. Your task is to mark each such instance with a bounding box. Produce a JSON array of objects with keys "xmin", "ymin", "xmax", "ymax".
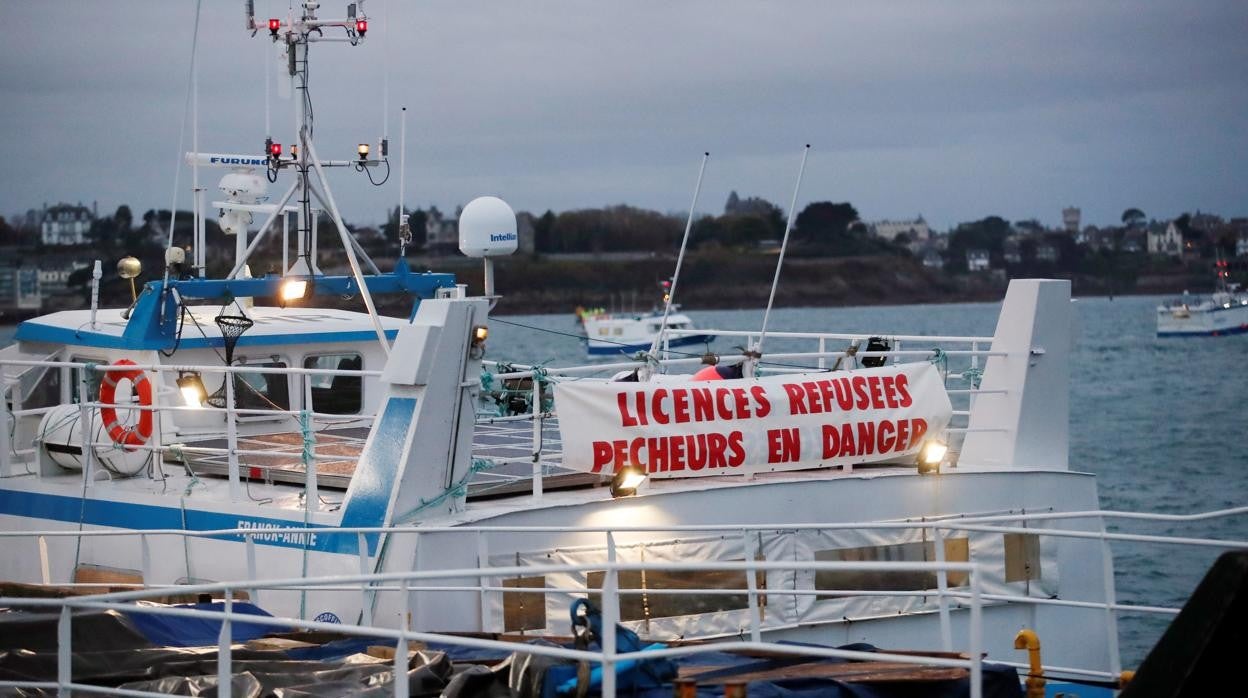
[
  {"xmin": 1156, "ymin": 258, "xmax": 1248, "ymax": 336},
  {"xmin": 577, "ymin": 282, "xmax": 713, "ymax": 355}
]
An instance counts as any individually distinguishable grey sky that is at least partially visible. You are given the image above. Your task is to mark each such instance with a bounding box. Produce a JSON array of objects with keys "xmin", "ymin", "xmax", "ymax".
[{"xmin": 2, "ymin": 1, "xmax": 1245, "ymax": 231}]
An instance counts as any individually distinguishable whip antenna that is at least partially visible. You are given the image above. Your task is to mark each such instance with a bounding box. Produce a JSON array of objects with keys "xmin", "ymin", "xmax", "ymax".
[
  {"xmin": 648, "ymin": 152, "xmax": 709, "ymax": 357},
  {"xmin": 754, "ymin": 144, "xmax": 811, "ymax": 359}
]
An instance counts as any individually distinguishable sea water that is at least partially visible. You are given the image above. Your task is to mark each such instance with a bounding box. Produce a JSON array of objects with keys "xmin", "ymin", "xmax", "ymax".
[
  {"xmin": 2, "ymin": 293, "xmax": 1244, "ymax": 666},
  {"xmin": 488, "ymin": 293, "xmax": 1248, "ymax": 668}
]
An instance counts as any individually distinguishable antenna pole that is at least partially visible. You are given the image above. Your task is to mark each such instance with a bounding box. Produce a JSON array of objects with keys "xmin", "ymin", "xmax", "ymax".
[
  {"xmin": 754, "ymin": 144, "xmax": 811, "ymax": 360},
  {"xmin": 648, "ymin": 152, "xmax": 709, "ymax": 357},
  {"xmin": 399, "ymin": 105, "xmax": 408, "ymax": 256},
  {"xmin": 382, "ymin": 0, "xmax": 390, "ymax": 144}
]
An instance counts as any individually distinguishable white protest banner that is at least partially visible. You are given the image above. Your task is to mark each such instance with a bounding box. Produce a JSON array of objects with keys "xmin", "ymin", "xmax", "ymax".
[{"xmin": 554, "ymin": 362, "xmax": 951, "ymax": 478}]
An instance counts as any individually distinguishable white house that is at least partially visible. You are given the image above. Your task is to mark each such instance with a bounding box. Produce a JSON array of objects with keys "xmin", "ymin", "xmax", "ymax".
[
  {"xmin": 1146, "ymin": 222, "xmax": 1182, "ymax": 257},
  {"xmin": 871, "ymin": 217, "xmax": 931, "ymax": 251},
  {"xmin": 966, "ymin": 249, "xmax": 991, "ymax": 272},
  {"xmin": 40, "ymin": 203, "xmax": 95, "ymax": 246}
]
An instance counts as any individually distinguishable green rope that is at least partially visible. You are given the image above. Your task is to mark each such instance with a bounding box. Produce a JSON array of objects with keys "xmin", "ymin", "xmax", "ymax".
[
  {"xmin": 393, "ymin": 458, "xmax": 498, "ymax": 524},
  {"xmin": 929, "ymin": 348, "xmax": 949, "ymax": 385},
  {"xmin": 300, "ymin": 409, "xmax": 314, "ymax": 467},
  {"xmin": 963, "ymin": 366, "xmax": 984, "ymax": 389}
]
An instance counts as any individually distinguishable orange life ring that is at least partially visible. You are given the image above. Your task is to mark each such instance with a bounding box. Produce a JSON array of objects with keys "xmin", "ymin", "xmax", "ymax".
[{"xmin": 98, "ymin": 359, "xmax": 153, "ymax": 450}]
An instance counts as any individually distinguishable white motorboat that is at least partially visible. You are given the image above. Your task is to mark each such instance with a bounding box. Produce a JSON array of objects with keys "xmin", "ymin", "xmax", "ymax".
[
  {"xmin": 1157, "ymin": 258, "xmax": 1248, "ymax": 336},
  {"xmin": 578, "ymin": 304, "xmax": 713, "ymax": 356}
]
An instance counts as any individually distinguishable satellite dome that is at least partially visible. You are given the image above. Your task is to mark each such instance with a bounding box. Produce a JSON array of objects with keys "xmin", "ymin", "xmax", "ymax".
[{"xmin": 458, "ymin": 196, "xmax": 517, "ymax": 258}]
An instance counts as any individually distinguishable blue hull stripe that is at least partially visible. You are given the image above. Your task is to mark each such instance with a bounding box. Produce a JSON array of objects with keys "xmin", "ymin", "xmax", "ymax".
[
  {"xmin": 15, "ymin": 323, "xmax": 400, "ymax": 351},
  {"xmin": 338, "ymin": 397, "xmax": 417, "ymax": 555},
  {"xmin": 0, "ymin": 488, "xmax": 357, "ymax": 554},
  {"xmin": 586, "ymin": 334, "xmax": 714, "ymax": 356}
]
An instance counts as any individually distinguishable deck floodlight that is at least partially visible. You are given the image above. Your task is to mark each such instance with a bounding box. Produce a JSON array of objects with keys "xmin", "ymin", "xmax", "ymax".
[
  {"xmin": 918, "ymin": 439, "xmax": 948, "ymax": 474},
  {"xmin": 610, "ymin": 465, "xmax": 647, "ymax": 498},
  {"xmin": 177, "ymin": 371, "xmax": 208, "ymax": 408},
  {"xmin": 473, "ymin": 325, "xmax": 488, "ymax": 344},
  {"xmin": 279, "ymin": 276, "xmax": 312, "ymax": 304}
]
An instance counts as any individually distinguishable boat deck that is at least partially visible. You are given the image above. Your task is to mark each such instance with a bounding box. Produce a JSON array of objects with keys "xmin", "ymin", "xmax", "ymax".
[{"xmin": 172, "ymin": 418, "xmax": 602, "ymax": 497}]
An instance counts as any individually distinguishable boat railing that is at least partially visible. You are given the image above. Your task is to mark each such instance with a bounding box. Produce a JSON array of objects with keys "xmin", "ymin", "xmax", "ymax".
[
  {"xmin": 0, "ymin": 556, "xmax": 989, "ymax": 698},
  {"xmin": 3, "ymin": 327, "xmax": 1008, "ymax": 505},
  {"xmin": 3, "ymin": 505, "xmax": 1245, "ymax": 693},
  {"xmin": 481, "ymin": 330, "xmax": 1005, "ymax": 497},
  {"xmin": 0, "ymin": 357, "xmax": 381, "ymax": 507}
]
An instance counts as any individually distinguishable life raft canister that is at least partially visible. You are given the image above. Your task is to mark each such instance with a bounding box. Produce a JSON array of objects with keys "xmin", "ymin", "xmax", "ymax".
[{"xmin": 98, "ymin": 359, "xmax": 154, "ymax": 450}]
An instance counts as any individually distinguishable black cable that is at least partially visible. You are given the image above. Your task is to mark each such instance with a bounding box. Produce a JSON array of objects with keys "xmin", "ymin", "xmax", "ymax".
[
  {"xmin": 159, "ymin": 303, "xmax": 189, "ymax": 358},
  {"xmin": 358, "ymin": 158, "xmax": 390, "ymax": 186}
]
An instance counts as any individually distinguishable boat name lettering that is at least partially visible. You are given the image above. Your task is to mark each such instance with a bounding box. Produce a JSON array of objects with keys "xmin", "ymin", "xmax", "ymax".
[
  {"xmin": 210, "ymin": 156, "xmax": 268, "ymax": 166},
  {"xmin": 236, "ymin": 520, "xmax": 318, "ymax": 546}
]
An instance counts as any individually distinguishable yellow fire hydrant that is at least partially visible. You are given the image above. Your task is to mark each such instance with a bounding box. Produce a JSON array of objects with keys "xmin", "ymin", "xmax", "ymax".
[{"xmin": 1014, "ymin": 629, "xmax": 1045, "ymax": 698}]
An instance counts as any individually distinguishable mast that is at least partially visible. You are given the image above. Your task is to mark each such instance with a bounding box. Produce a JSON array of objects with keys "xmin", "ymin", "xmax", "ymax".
[{"xmin": 246, "ymin": 1, "xmax": 392, "ymax": 353}]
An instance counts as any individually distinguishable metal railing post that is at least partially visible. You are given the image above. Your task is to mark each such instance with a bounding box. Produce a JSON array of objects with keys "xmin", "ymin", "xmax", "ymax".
[
  {"xmin": 358, "ymin": 532, "xmax": 373, "ymax": 626},
  {"xmin": 394, "ymin": 578, "xmax": 410, "ymax": 698},
  {"xmin": 38, "ymin": 535, "xmax": 51, "ymax": 585},
  {"xmin": 1100, "ymin": 521, "xmax": 1123, "ymax": 678},
  {"xmin": 969, "ymin": 565, "xmax": 983, "ymax": 698},
  {"xmin": 531, "ymin": 374, "xmax": 543, "ymax": 500},
  {"xmin": 218, "ymin": 590, "xmax": 233, "ymax": 698},
  {"xmin": 817, "ymin": 337, "xmax": 826, "ymax": 370},
  {"xmin": 246, "ymin": 534, "xmax": 261, "ymax": 607},
  {"xmin": 78, "ymin": 373, "xmax": 93, "ymax": 490},
  {"xmin": 140, "ymin": 533, "xmax": 151, "ymax": 585},
  {"xmin": 0, "ymin": 378, "xmax": 11, "ymax": 475},
  {"xmin": 477, "ymin": 531, "xmax": 490, "ymax": 629},
  {"xmin": 602, "ymin": 532, "xmax": 619, "ymax": 697},
  {"xmin": 743, "ymin": 530, "xmax": 762, "ymax": 643},
  {"xmin": 56, "ymin": 605, "xmax": 71, "ymax": 697},
  {"xmin": 225, "ymin": 373, "xmax": 240, "ymax": 502},
  {"xmin": 932, "ymin": 526, "xmax": 953, "ymax": 652},
  {"xmin": 968, "ymin": 341, "xmax": 979, "ymax": 413}
]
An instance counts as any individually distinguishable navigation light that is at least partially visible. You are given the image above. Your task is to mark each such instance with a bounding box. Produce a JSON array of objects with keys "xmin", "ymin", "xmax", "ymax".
[
  {"xmin": 357, "ymin": 143, "xmax": 370, "ymax": 161},
  {"xmin": 268, "ymin": 18, "xmax": 280, "ymax": 35},
  {"xmin": 356, "ymin": 19, "xmax": 368, "ymax": 36},
  {"xmin": 269, "ymin": 142, "xmax": 282, "ymax": 158}
]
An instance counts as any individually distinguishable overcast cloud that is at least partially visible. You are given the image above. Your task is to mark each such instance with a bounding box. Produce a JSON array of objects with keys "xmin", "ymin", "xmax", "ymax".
[{"xmin": 2, "ymin": 1, "xmax": 1245, "ymax": 230}]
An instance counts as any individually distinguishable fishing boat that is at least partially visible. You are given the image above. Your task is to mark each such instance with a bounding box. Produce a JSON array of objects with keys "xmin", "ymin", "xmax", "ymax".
[
  {"xmin": 1, "ymin": 3, "xmax": 1245, "ymax": 697},
  {"xmin": 1156, "ymin": 258, "xmax": 1248, "ymax": 336},
  {"xmin": 577, "ymin": 302, "xmax": 713, "ymax": 356}
]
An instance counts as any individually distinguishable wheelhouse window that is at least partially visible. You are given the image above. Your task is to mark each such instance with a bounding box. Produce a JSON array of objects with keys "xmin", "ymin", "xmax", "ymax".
[
  {"xmin": 303, "ymin": 353, "xmax": 362, "ymax": 414},
  {"xmin": 233, "ymin": 361, "xmax": 290, "ymax": 411},
  {"xmin": 815, "ymin": 537, "xmax": 970, "ymax": 594}
]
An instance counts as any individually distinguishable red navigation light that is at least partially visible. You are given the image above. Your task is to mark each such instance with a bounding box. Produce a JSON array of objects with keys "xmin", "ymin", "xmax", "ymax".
[
  {"xmin": 268, "ymin": 18, "xmax": 280, "ymax": 35},
  {"xmin": 269, "ymin": 142, "xmax": 282, "ymax": 157},
  {"xmin": 356, "ymin": 19, "xmax": 368, "ymax": 36}
]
